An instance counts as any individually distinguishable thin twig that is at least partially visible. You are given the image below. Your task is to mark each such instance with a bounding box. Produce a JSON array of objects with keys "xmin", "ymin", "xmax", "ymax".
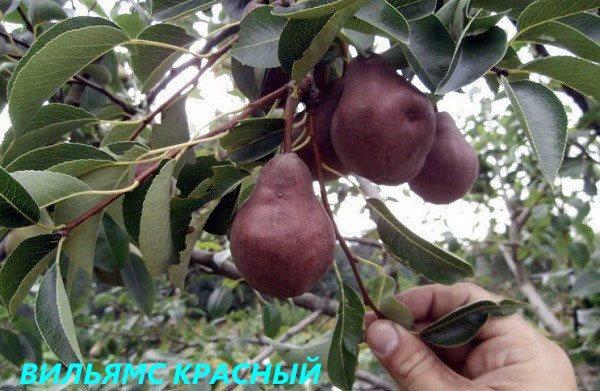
[
  {"xmin": 146, "ymin": 25, "xmax": 240, "ymax": 105},
  {"xmin": 17, "ymin": 6, "xmax": 34, "ymax": 33},
  {"xmin": 129, "ymin": 41, "xmax": 234, "ymax": 141},
  {"xmin": 307, "ymin": 103, "xmax": 384, "ymax": 318},
  {"xmin": 71, "ymin": 75, "xmax": 138, "ymax": 115},
  {"xmin": 283, "ymin": 84, "xmax": 299, "ymax": 153}
]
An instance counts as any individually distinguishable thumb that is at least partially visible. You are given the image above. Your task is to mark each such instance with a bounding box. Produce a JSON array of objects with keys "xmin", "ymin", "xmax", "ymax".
[{"xmin": 366, "ymin": 320, "xmax": 474, "ymax": 391}]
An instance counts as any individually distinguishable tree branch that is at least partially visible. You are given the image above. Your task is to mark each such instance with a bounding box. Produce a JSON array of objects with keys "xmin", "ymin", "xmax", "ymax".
[
  {"xmin": 146, "ymin": 25, "xmax": 240, "ymax": 105},
  {"xmin": 70, "ymin": 75, "xmax": 138, "ymax": 115},
  {"xmin": 17, "ymin": 5, "xmax": 34, "ymax": 33}
]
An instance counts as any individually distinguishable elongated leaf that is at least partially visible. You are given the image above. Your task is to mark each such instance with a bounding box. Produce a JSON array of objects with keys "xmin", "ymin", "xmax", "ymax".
[
  {"xmin": 419, "ymin": 300, "xmax": 521, "ymax": 347},
  {"xmin": 501, "ymin": 78, "xmax": 567, "ymax": 182},
  {"xmin": 262, "ymin": 301, "xmax": 282, "ymax": 338},
  {"xmin": 327, "ymin": 283, "xmax": 364, "ymax": 391},
  {"xmin": 0, "ymin": 166, "xmax": 40, "ymax": 228},
  {"xmin": 152, "ymin": 0, "xmax": 215, "ymax": 21},
  {"xmin": 516, "ymin": 0, "xmax": 600, "ymax": 37},
  {"xmin": 96, "ymin": 214, "xmax": 129, "ymax": 271},
  {"xmin": 273, "ymin": 0, "xmax": 357, "ymax": 19},
  {"xmin": 0, "ymin": 234, "xmax": 60, "ymax": 316},
  {"xmin": 396, "ymin": 0, "xmax": 436, "ymax": 20},
  {"xmin": 8, "ymin": 17, "xmax": 129, "ymax": 130},
  {"xmin": 130, "ymin": 24, "xmax": 195, "ymax": 91},
  {"xmin": 2, "ymin": 105, "xmax": 97, "ymax": 165},
  {"xmin": 370, "ymin": 274, "xmax": 413, "ymax": 328},
  {"xmin": 121, "ymin": 254, "xmax": 155, "ymax": 315},
  {"xmin": 276, "ymin": 331, "xmax": 332, "ymax": 366},
  {"xmin": 232, "ymin": 6, "xmax": 287, "ymax": 68},
  {"xmin": 401, "ymin": 14, "xmax": 455, "ymax": 91},
  {"xmin": 221, "ymin": 117, "xmax": 285, "ymax": 163},
  {"xmin": 560, "ymin": 12, "xmax": 600, "ymax": 42},
  {"xmin": 35, "ymin": 261, "xmax": 83, "ymax": 365},
  {"xmin": 513, "ymin": 21, "xmax": 600, "ymax": 63},
  {"xmin": 5, "ymin": 143, "xmax": 114, "ymax": 172},
  {"xmin": 356, "ymin": 0, "xmax": 410, "ymax": 43},
  {"xmin": 54, "ymin": 165, "xmax": 131, "ymax": 276},
  {"xmin": 168, "ymin": 200, "xmax": 218, "ymax": 288},
  {"xmin": 521, "ymin": 56, "xmax": 600, "ymax": 101},
  {"xmin": 437, "ymin": 26, "xmax": 507, "ymax": 94},
  {"xmin": 11, "ymin": 171, "xmax": 90, "ymax": 208},
  {"xmin": 279, "ymin": 3, "xmax": 362, "ymax": 80},
  {"xmin": 0, "ymin": 328, "xmax": 25, "ymax": 366},
  {"xmin": 367, "ymin": 198, "xmax": 473, "ymax": 284},
  {"xmin": 139, "ymin": 160, "xmax": 176, "ymax": 276}
]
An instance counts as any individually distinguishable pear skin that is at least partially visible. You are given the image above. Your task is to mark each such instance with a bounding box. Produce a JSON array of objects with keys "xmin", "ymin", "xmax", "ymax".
[
  {"xmin": 331, "ymin": 55, "xmax": 436, "ymax": 185},
  {"xmin": 409, "ymin": 112, "xmax": 479, "ymax": 204},
  {"xmin": 229, "ymin": 153, "xmax": 335, "ymax": 298},
  {"xmin": 297, "ymin": 78, "xmax": 348, "ymax": 180}
]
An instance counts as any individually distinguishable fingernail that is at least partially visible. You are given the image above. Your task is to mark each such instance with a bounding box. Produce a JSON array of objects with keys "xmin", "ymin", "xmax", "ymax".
[{"xmin": 366, "ymin": 320, "xmax": 400, "ymax": 356}]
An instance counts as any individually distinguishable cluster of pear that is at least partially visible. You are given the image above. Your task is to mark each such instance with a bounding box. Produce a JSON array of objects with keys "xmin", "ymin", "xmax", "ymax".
[
  {"xmin": 230, "ymin": 54, "xmax": 479, "ymax": 298},
  {"xmin": 299, "ymin": 54, "xmax": 480, "ymax": 203}
]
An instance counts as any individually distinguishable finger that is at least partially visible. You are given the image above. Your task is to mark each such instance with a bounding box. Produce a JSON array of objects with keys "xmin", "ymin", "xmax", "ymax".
[
  {"xmin": 398, "ymin": 283, "xmax": 499, "ymax": 322},
  {"xmin": 366, "ymin": 320, "xmax": 475, "ymax": 390}
]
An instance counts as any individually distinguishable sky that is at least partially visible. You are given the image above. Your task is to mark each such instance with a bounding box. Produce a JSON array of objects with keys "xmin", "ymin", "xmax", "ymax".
[{"xmin": 0, "ymin": 1, "xmax": 598, "ymax": 243}]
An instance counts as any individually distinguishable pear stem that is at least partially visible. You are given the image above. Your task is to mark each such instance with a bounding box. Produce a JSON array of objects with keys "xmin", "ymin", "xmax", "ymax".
[
  {"xmin": 283, "ymin": 84, "xmax": 300, "ymax": 153},
  {"xmin": 307, "ymin": 103, "xmax": 385, "ymax": 319}
]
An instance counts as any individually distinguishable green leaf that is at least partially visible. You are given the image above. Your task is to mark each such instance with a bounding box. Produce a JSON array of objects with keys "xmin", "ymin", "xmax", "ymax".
[
  {"xmin": 168, "ymin": 200, "xmax": 218, "ymax": 288},
  {"xmin": 567, "ymin": 242, "xmax": 590, "ymax": 267},
  {"xmin": 516, "ymin": 0, "xmax": 600, "ymax": 38},
  {"xmin": 0, "ymin": 234, "xmax": 60, "ymax": 316},
  {"xmin": 521, "ymin": 56, "xmax": 600, "ymax": 101},
  {"xmin": 370, "ymin": 274, "xmax": 413, "ymax": 328},
  {"xmin": 28, "ymin": 0, "xmax": 67, "ymax": 26},
  {"xmin": 367, "ymin": 199, "xmax": 473, "ymax": 284},
  {"xmin": 99, "ymin": 214, "xmax": 130, "ymax": 270},
  {"xmin": 0, "ymin": 165, "xmax": 40, "ymax": 228},
  {"xmin": 113, "ymin": 13, "xmax": 149, "ymax": 38},
  {"xmin": 54, "ymin": 164, "xmax": 131, "ymax": 276},
  {"xmin": 572, "ymin": 270, "xmax": 600, "ymax": 298},
  {"xmin": 139, "ymin": 160, "xmax": 176, "ymax": 276},
  {"xmin": 11, "ymin": 171, "xmax": 91, "ymax": 209},
  {"xmin": 121, "ymin": 254, "xmax": 155, "ymax": 315},
  {"xmin": 232, "ymin": 6, "xmax": 287, "ymax": 69},
  {"xmin": 396, "ymin": 0, "xmax": 436, "ymax": 20},
  {"xmin": 151, "ymin": 96, "xmax": 193, "ymax": 170},
  {"xmin": 279, "ymin": 3, "xmax": 362, "ymax": 80},
  {"xmin": 122, "ymin": 179, "xmax": 153, "ymax": 245},
  {"xmin": 327, "ymin": 283, "xmax": 364, "ymax": 391},
  {"xmin": 5, "ymin": 143, "xmax": 114, "ymax": 172},
  {"xmin": 401, "ymin": 14, "xmax": 455, "ymax": 91},
  {"xmin": 436, "ymin": 26, "xmax": 507, "ymax": 94},
  {"xmin": 1, "ymin": 105, "xmax": 97, "ymax": 165},
  {"xmin": 262, "ymin": 301, "xmax": 282, "ymax": 338},
  {"xmin": 559, "ymin": 12, "xmax": 600, "ymax": 42},
  {"xmin": 273, "ymin": 0, "xmax": 358, "ymax": 19},
  {"xmin": 221, "ymin": 117, "xmax": 285, "ymax": 163},
  {"xmin": 8, "ymin": 17, "xmax": 129, "ymax": 130},
  {"xmin": 130, "ymin": 24, "xmax": 195, "ymax": 91},
  {"xmin": 207, "ymin": 286, "xmax": 234, "ymax": 318},
  {"xmin": 151, "ymin": 0, "xmax": 215, "ymax": 21},
  {"xmin": 513, "ymin": 21, "xmax": 600, "ymax": 63},
  {"xmin": 419, "ymin": 300, "xmax": 521, "ymax": 347},
  {"xmin": 0, "ymin": 328, "xmax": 26, "ymax": 366},
  {"xmin": 356, "ymin": 0, "xmax": 410, "ymax": 43},
  {"xmin": 35, "ymin": 260, "xmax": 84, "ymax": 365},
  {"xmin": 500, "ymin": 78, "xmax": 567, "ymax": 182}
]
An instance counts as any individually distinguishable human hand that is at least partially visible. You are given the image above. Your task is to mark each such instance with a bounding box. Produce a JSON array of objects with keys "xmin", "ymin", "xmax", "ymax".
[{"xmin": 365, "ymin": 283, "xmax": 576, "ymax": 390}]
